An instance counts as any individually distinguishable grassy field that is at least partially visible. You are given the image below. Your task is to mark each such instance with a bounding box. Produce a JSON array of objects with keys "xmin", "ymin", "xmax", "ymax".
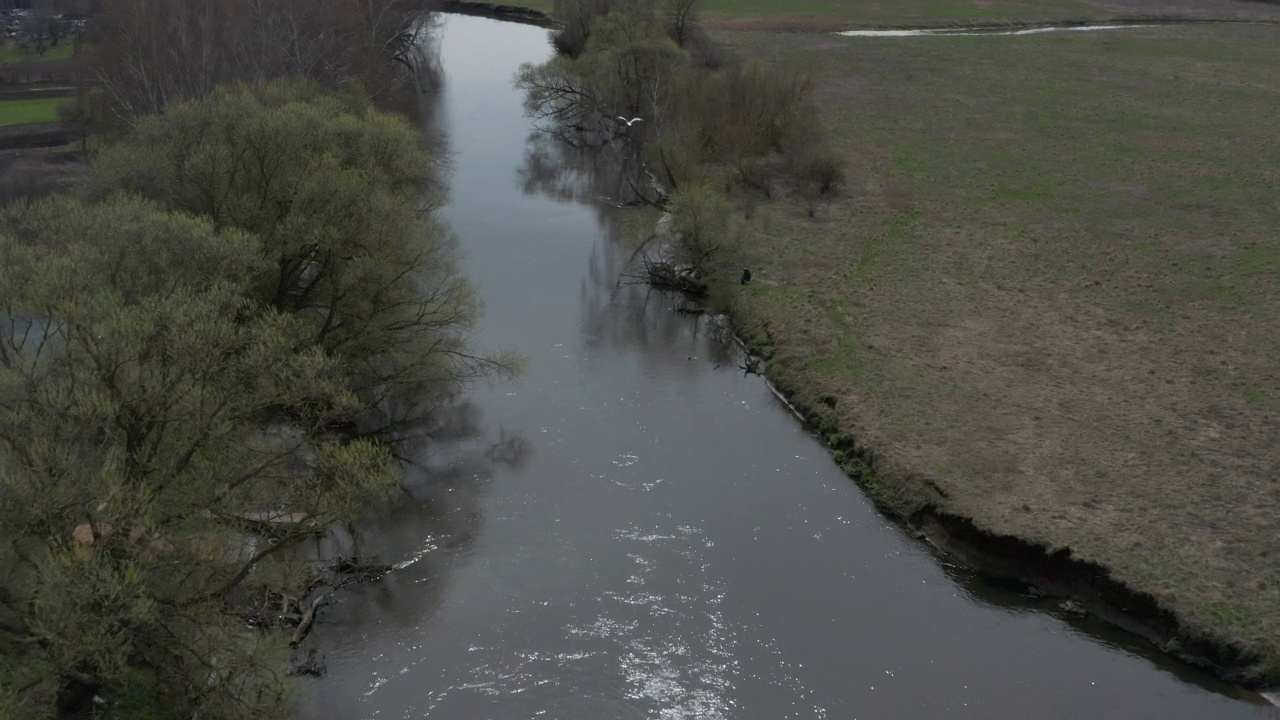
[
  {"xmin": 0, "ymin": 41, "xmax": 74, "ymax": 66},
  {"xmin": 498, "ymin": 0, "xmax": 1097, "ymax": 20},
  {"xmin": 496, "ymin": 0, "xmax": 1280, "ymax": 24},
  {"xmin": 0, "ymin": 97, "xmax": 66, "ymax": 126},
  {"xmin": 698, "ymin": 0, "xmax": 1099, "ymax": 23},
  {"xmin": 720, "ymin": 21, "xmax": 1280, "ymax": 678}
]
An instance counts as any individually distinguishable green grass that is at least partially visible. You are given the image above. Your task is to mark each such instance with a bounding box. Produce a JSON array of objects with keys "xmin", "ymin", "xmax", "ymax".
[
  {"xmin": 725, "ymin": 22, "xmax": 1280, "ymax": 680},
  {"xmin": 697, "ymin": 0, "xmax": 1093, "ymax": 21},
  {"xmin": 0, "ymin": 41, "xmax": 74, "ymax": 65},
  {"xmin": 0, "ymin": 97, "xmax": 67, "ymax": 126}
]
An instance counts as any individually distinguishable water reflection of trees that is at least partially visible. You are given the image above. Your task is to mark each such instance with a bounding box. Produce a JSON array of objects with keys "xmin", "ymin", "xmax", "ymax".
[
  {"xmin": 518, "ymin": 127, "xmax": 737, "ymax": 371},
  {"xmin": 313, "ymin": 399, "xmax": 531, "ymax": 630},
  {"xmin": 518, "ymin": 130, "xmax": 652, "ymax": 212},
  {"xmin": 407, "ymin": 13, "xmax": 446, "ymax": 96},
  {"xmin": 306, "ymin": 64, "xmax": 540, "ymax": 633},
  {"xmin": 578, "ymin": 243, "xmax": 736, "ymax": 368}
]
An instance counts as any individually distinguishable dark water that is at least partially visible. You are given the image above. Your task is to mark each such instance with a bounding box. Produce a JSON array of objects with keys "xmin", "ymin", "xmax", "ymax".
[{"xmin": 302, "ymin": 15, "xmax": 1278, "ymax": 720}]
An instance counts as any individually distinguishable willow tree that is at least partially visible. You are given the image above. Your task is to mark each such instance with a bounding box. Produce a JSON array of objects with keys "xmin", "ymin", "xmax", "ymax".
[
  {"xmin": 0, "ymin": 195, "xmax": 399, "ymax": 718},
  {"xmin": 83, "ymin": 80, "xmax": 516, "ymax": 434}
]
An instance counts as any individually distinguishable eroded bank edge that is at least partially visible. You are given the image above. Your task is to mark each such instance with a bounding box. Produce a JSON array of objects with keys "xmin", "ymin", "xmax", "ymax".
[{"xmin": 727, "ymin": 317, "xmax": 1280, "ymax": 693}]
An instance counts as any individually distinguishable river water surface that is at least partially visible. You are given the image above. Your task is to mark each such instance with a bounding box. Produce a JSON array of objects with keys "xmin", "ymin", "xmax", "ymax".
[{"xmin": 302, "ymin": 15, "xmax": 1278, "ymax": 720}]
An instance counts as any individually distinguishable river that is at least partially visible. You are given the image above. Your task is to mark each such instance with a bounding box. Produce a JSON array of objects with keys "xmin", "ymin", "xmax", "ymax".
[{"xmin": 301, "ymin": 14, "xmax": 1278, "ymax": 720}]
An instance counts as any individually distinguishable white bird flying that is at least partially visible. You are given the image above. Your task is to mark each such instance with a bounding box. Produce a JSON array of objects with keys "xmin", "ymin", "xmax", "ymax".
[{"xmin": 616, "ymin": 116, "xmax": 643, "ymax": 127}]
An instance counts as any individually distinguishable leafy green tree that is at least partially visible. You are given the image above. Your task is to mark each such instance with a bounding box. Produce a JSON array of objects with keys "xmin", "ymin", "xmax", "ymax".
[
  {"xmin": 580, "ymin": 9, "xmax": 687, "ymax": 121},
  {"xmin": 0, "ymin": 195, "xmax": 398, "ymax": 717},
  {"xmin": 667, "ymin": 181, "xmax": 740, "ymax": 274},
  {"xmin": 551, "ymin": 0, "xmax": 635, "ymax": 57},
  {"xmin": 82, "ymin": 80, "xmax": 516, "ymax": 432},
  {"xmin": 521, "ymin": 7, "xmax": 686, "ymax": 131}
]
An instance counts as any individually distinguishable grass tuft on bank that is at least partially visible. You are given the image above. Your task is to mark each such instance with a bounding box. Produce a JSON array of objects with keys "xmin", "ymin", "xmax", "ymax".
[{"xmin": 723, "ymin": 22, "xmax": 1280, "ymax": 683}]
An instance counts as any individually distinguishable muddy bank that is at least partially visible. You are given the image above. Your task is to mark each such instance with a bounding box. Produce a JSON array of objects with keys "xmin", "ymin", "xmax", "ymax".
[
  {"xmin": 437, "ymin": 0, "xmax": 556, "ymax": 26},
  {"xmin": 914, "ymin": 512, "xmax": 1273, "ymax": 687},
  {"xmin": 733, "ymin": 324, "xmax": 1279, "ymax": 691}
]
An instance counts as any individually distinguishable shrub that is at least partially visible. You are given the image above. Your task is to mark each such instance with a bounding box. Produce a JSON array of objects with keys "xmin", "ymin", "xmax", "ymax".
[
  {"xmin": 791, "ymin": 145, "xmax": 845, "ymax": 197},
  {"xmin": 706, "ymin": 59, "xmax": 813, "ymax": 157},
  {"xmin": 667, "ymin": 181, "xmax": 740, "ymax": 275},
  {"xmin": 729, "ymin": 156, "xmax": 773, "ymax": 199}
]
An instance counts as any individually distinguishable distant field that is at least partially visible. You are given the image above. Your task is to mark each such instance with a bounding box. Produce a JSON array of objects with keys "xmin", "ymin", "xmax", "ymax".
[
  {"xmin": 485, "ymin": 0, "xmax": 1093, "ymax": 20},
  {"xmin": 0, "ymin": 97, "xmax": 66, "ymax": 126},
  {"xmin": 725, "ymin": 22, "xmax": 1280, "ymax": 676},
  {"xmin": 487, "ymin": 0, "xmax": 1280, "ymax": 24},
  {"xmin": 697, "ymin": 0, "xmax": 1094, "ymax": 21},
  {"xmin": 0, "ymin": 41, "xmax": 74, "ymax": 66}
]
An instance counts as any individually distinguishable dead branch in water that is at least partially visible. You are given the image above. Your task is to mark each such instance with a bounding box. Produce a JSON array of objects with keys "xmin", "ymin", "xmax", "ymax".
[
  {"xmin": 621, "ymin": 253, "xmax": 708, "ymax": 296},
  {"xmin": 290, "ymin": 591, "xmax": 331, "ymax": 648},
  {"xmin": 325, "ymin": 556, "xmax": 395, "ymax": 589}
]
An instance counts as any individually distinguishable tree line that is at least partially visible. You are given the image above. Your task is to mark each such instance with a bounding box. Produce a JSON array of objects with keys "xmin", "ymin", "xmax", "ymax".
[
  {"xmin": 91, "ymin": 0, "xmax": 438, "ymax": 117},
  {"xmin": 47, "ymin": 0, "xmax": 441, "ymax": 154},
  {"xmin": 1, "ymin": 2, "xmax": 513, "ymax": 718}
]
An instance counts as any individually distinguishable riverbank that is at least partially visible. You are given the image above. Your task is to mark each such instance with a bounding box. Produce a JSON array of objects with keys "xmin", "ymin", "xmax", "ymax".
[
  {"xmin": 437, "ymin": 0, "xmax": 556, "ymax": 26},
  {"xmin": 733, "ymin": 326, "xmax": 1279, "ymax": 688},
  {"xmin": 723, "ymin": 20, "xmax": 1280, "ymax": 689}
]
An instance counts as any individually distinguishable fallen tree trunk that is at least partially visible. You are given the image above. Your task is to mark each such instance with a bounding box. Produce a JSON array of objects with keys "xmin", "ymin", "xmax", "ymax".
[
  {"xmin": 290, "ymin": 591, "xmax": 330, "ymax": 648},
  {"xmin": 629, "ymin": 255, "xmax": 708, "ymax": 296},
  {"xmin": 327, "ymin": 556, "xmax": 393, "ymax": 587}
]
